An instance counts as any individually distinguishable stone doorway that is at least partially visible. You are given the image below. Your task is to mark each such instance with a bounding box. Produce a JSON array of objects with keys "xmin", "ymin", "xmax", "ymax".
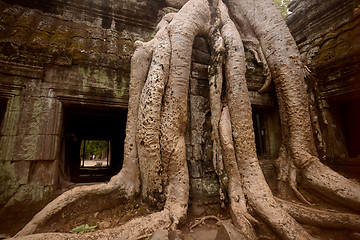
[
  {"xmin": 328, "ymin": 95, "xmax": 360, "ymax": 159},
  {"xmin": 0, "ymin": 98, "xmax": 7, "ymax": 137},
  {"xmin": 61, "ymin": 104, "xmax": 127, "ymax": 183},
  {"xmin": 252, "ymin": 108, "xmax": 267, "ymax": 156}
]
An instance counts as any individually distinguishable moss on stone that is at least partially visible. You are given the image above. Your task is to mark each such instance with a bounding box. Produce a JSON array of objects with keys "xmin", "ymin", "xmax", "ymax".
[
  {"xmin": 118, "ymin": 39, "xmax": 135, "ymax": 54},
  {"xmin": 0, "ymin": 161, "xmax": 18, "ymax": 207},
  {"xmin": 5, "ymin": 183, "xmax": 49, "ymax": 207},
  {"xmin": 78, "ymin": 66, "xmax": 91, "ymax": 88},
  {"xmin": 93, "ymin": 69, "xmax": 111, "ymax": 88},
  {"xmin": 49, "ymin": 32, "xmax": 69, "ymax": 48},
  {"xmin": 30, "ymin": 98, "xmax": 43, "ymax": 135},
  {"xmin": 113, "ymin": 75, "xmax": 127, "ymax": 98}
]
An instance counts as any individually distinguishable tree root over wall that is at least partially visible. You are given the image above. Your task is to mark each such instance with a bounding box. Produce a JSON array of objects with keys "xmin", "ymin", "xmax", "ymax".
[{"xmin": 13, "ymin": 0, "xmax": 360, "ymax": 239}]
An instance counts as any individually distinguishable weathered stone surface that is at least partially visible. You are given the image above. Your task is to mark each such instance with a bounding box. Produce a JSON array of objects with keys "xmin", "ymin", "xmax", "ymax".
[
  {"xmin": 0, "ymin": 183, "xmax": 53, "ymax": 235},
  {"xmin": 191, "ymin": 62, "xmax": 209, "ymax": 80},
  {"xmin": 13, "ymin": 161, "xmax": 30, "ymax": 185},
  {"xmin": 0, "ymin": 0, "xmax": 153, "ymax": 80},
  {"xmin": 168, "ymin": 230, "xmax": 183, "ymax": 240},
  {"xmin": 312, "ymin": 14, "xmax": 360, "ymax": 99},
  {"xmin": 29, "ymin": 161, "xmax": 57, "ymax": 186},
  {"xmin": 0, "ymin": 0, "xmax": 159, "ymax": 235},
  {"xmin": 287, "ymin": 0, "xmax": 358, "ymax": 45},
  {"xmin": 2, "ymin": 0, "xmax": 164, "ymax": 33},
  {"xmin": 150, "ymin": 229, "xmax": 169, "ymax": 240},
  {"xmin": 215, "ymin": 221, "xmax": 249, "ymax": 240},
  {"xmin": 287, "ymin": 0, "xmax": 360, "ymax": 99},
  {"xmin": 286, "ymin": 0, "xmax": 360, "ymax": 162},
  {"xmin": 189, "ymin": 160, "xmax": 202, "ymax": 178},
  {"xmin": 258, "ymin": 158, "xmax": 277, "ymax": 192},
  {"xmin": 192, "ymin": 37, "xmax": 210, "ymax": 64},
  {"xmin": 0, "ymin": 161, "xmax": 18, "ymax": 207}
]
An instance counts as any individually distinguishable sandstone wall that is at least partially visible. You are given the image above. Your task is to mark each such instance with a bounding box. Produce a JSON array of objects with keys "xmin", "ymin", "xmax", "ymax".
[
  {"xmin": 287, "ymin": 0, "xmax": 360, "ymax": 170},
  {"xmin": 0, "ymin": 0, "xmax": 163, "ymax": 234}
]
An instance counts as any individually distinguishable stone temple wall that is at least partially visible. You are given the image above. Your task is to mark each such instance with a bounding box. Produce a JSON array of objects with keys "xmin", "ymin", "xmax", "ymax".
[
  {"xmin": 0, "ymin": 0, "xmax": 163, "ymax": 234},
  {"xmin": 286, "ymin": 0, "xmax": 360, "ymax": 174}
]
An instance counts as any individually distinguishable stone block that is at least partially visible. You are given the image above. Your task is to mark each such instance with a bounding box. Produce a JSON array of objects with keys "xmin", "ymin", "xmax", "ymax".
[
  {"xmin": 192, "ymin": 49, "xmax": 210, "ymax": 65},
  {"xmin": 215, "ymin": 221, "xmax": 250, "ymax": 240},
  {"xmin": 89, "ymin": 27, "xmax": 104, "ymax": 40},
  {"xmin": 202, "ymin": 160, "xmax": 215, "ymax": 174},
  {"xmin": 202, "ymin": 144, "xmax": 213, "ymax": 163},
  {"xmin": 13, "ymin": 134, "xmax": 59, "ymax": 161},
  {"xmin": 2, "ymin": 97, "xmax": 22, "ymax": 136},
  {"xmin": 203, "ymin": 202, "xmax": 221, "ymax": 216},
  {"xmin": 150, "ymin": 229, "xmax": 169, "ymax": 240},
  {"xmin": 14, "ymin": 134, "xmax": 39, "ymax": 160},
  {"xmin": 193, "ymin": 37, "xmax": 209, "ymax": 53},
  {"xmin": 0, "ymin": 161, "xmax": 18, "ymax": 206},
  {"xmin": 13, "ymin": 161, "xmax": 30, "ymax": 185},
  {"xmin": 248, "ymin": 91, "xmax": 275, "ymax": 108},
  {"xmin": 190, "ymin": 78, "xmax": 209, "ymax": 98},
  {"xmin": 191, "ymin": 62, "xmax": 208, "ymax": 80},
  {"xmin": 202, "ymin": 178, "xmax": 220, "ymax": 198},
  {"xmin": 287, "ymin": 0, "xmax": 357, "ymax": 45},
  {"xmin": 0, "ymin": 135, "xmax": 16, "ymax": 160},
  {"xmin": 1, "ymin": 183, "xmax": 48, "ymax": 212},
  {"xmin": 189, "ymin": 160, "xmax": 203, "ymax": 178},
  {"xmin": 192, "ymin": 144, "xmax": 203, "ymax": 161},
  {"xmin": 36, "ymin": 135, "xmax": 61, "ymax": 161},
  {"xmin": 17, "ymin": 97, "xmax": 46, "ymax": 136},
  {"xmin": 29, "ymin": 160, "xmax": 57, "ymax": 186},
  {"xmin": 188, "ymin": 200, "xmax": 206, "ymax": 216},
  {"xmin": 259, "ymin": 159, "xmax": 277, "ymax": 193},
  {"xmin": 190, "ymin": 178, "xmax": 203, "ymax": 198},
  {"xmin": 37, "ymin": 98, "xmax": 62, "ymax": 135},
  {"xmin": 185, "ymin": 143, "xmax": 193, "ymax": 160},
  {"xmin": 190, "ymin": 95, "xmax": 207, "ymax": 120}
]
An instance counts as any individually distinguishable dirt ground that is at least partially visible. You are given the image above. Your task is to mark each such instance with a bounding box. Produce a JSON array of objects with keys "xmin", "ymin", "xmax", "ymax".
[{"xmin": 30, "ymin": 195, "xmax": 360, "ymax": 240}]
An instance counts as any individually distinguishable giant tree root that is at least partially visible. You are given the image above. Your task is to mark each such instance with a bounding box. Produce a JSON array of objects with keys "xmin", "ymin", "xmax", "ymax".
[
  {"xmin": 219, "ymin": 2, "xmax": 315, "ymax": 239},
  {"xmin": 277, "ymin": 198, "xmax": 360, "ymax": 232},
  {"xmin": 15, "ymin": 170, "xmax": 137, "ymax": 237},
  {"xmin": 301, "ymin": 160, "xmax": 360, "ymax": 211}
]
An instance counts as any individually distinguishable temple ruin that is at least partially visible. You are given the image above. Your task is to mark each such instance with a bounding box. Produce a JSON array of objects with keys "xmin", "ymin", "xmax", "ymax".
[{"xmin": 0, "ymin": 0, "xmax": 359, "ymax": 237}]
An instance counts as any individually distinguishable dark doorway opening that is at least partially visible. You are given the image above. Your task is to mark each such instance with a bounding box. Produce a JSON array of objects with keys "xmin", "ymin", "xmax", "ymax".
[
  {"xmin": 329, "ymin": 95, "xmax": 360, "ymax": 158},
  {"xmin": 0, "ymin": 98, "xmax": 7, "ymax": 137},
  {"xmin": 62, "ymin": 104, "xmax": 127, "ymax": 183},
  {"xmin": 252, "ymin": 108, "xmax": 267, "ymax": 156}
]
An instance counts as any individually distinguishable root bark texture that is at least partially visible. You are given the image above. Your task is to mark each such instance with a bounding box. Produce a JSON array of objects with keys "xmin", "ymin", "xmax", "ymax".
[
  {"xmin": 277, "ymin": 198, "xmax": 360, "ymax": 232},
  {"xmin": 137, "ymin": 23, "xmax": 171, "ymax": 201},
  {"xmin": 226, "ymin": 0, "xmax": 360, "ymax": 211},
  {"xmin": 189, "ymin": 215, "xmax": 221, "ymax": 230},
  {"xmin": 220, "ymin": 2, "xmax": 313, "ymax": 239},
  {"xmin": 14, "ymin": 0, "xmax": 360, "ymax": 239}
]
